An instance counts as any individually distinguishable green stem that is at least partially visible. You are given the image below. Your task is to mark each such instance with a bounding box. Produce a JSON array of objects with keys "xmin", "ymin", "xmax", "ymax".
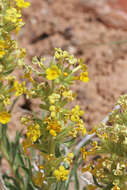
[
  {"xmin": 71, "ymin": 65, "xmax": 81, "ymax": 74},
  {"xmin": 65, "ymin": 152, "xmax": 80, "ymax": 190},
  {"xmin": 9, "ymin": 97, "xmax": 18, "ymax": 112}
]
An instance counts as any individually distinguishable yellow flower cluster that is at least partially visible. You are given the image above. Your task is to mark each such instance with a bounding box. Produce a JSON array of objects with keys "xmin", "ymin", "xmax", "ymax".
[
  {"xmin": 15, "ymin": 0, "xmax": 30, "ymax": 8},
  {"xmin": 14, "ymin": 81, "xmax": 26, "ymax": 96},
  {"xmin": 5, "ymin": 8, "xmax": 21, "ymax": 23},
  {"xmin": 0, "ymin": 40, "xmax": 6, "ymax": 58},
  {"xmin": 64, "ymin": 152, "xmax": 74, "ymax": 165},
  {"xmin": 49, "ymin": 93, "xmax": 60, "ymax": 104},
  {"xmin": 0, "ymin": 2, "xmax": 90, "ymax": 186},
  {"xmin": 82, "ymin": 96, "xmax": 127, "ymax": 189},
  {"xmin": 46, "ymin": 65, "xmax": 61, "ymax": 80},
  {"xmin": 0, "ymin": 0, "xmax": 30, "ymax": 127},
  {"xmin": 0, "ymin": 111, "xmax": 11, "ymax": 124},
  {"xmin": 32, "ymin": 171, "xmax": 44, "ymax": 187},
  {"xmin": 80, "ymin": 71, "xmax": 89, "ymax": 82},
  {"xmin": 62, "ymin": 90, "xmax": 75, "ymax": 101},
  {"xmin": 69, "ymin": 105, "xmax": 87, "ymax": 137},
  {"xmin": 46, "ymin": 118, "xmax": 62, "ymax": 137},
  {"xmin": 27, "ymin": 124, "xmax": 41, "ymax": 142},
  {"xmin": 71, "ymin": 105, "xmax": 84, "ymax": 122},
  {"xmin": 53, "ymin": 166, "xmax": 69, "ymax": 181}
]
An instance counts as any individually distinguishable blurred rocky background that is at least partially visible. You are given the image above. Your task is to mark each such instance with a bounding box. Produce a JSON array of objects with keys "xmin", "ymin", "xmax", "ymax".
[{"xmin": 10, "ymin": 0, "xmax": 127, "ymax": 136}]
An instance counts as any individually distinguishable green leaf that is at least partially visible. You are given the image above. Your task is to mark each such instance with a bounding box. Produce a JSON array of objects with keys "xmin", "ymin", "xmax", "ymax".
[
  {"xmin": 15, "ymin": 151, "xmax": 24, "ymax": 167},
  {"xmin": 3, "ymin": 174, "xmax": 20, "ymax": 189},
  {"xmin": 73, "ymin": 165, "xmax": 79, "ymax": 190},
  {"xmin": 15, "ymin": 168, "xmax": 24, "ymax": 184},
  {"xmin": 41, "ymin": 110, "xmax": 46, "ymax": 120},
  {"xmin": 39, "ymin": 104, "xmax": 49, "ymax": 110},
  {"xmin": 82, "ymin": 187, "xmax": 87, "ymax": 190},
  {"xmin": 55, "ymin": 142, "xmax": 61, "ymax": 158}
]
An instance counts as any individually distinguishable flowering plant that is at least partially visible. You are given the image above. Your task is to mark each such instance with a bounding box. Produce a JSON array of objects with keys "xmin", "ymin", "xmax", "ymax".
[{"xmin": 0, "ymin": 1, "xmax": 127, "ymax": 190}]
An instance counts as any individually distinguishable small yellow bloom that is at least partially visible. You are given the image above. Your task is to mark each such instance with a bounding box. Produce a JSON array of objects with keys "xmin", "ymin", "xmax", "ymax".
[
  {"xmin": 46, "ymin": 65, "xmax": 61, "ymax": 80},
  {"xmin": 15, "ymin": 0, "xmax": 30, "ymax": 8},
  {"xmin": 82, "ymin": 163, "xmax": 91, "ymax": 173},
  {"xmin": 80, "ymin": 147, "xmax": 87, "ymax": 161},
  {"xmin": 14, "ymin": 80, "xmax": 26, "ymax": 96},
  {"xmin": 0, "ymin": 50, "xmax": 5, "ymax": 58},
  {"xmin": 32, "ymin": 171, "xmax": 44, "ymax": 187},
  {"xmin": 54, "ymin": 166, "xmax": 69, "ymax": 181},
  {"xmin": 62, "ymin": 90, "xmax": 74, "ymax": 101},
  {"xmin": 15, "ymin": 19, "xmax": 24, "ymax": 34},
  {"xmin": 111, "ymin": 185, "xmax": 120, "ymax": 190},
  {"xmin": 80, "ymin": 71, "xmax": 89, "ymax": 82},
  {"xmin": 5, "ymin": 8, "xmax": 21, "ymax": 23},
  {"xmin": 68, "ymin": 55, "xmax": 77, "ymax": 65},
  {"xmin": 46, "ymin": 119, "xmax": 62, "ymax": 136},
  {"xmin": 49, "ymin": 93, "xmax": 60, "ymax": 104},
  {"xmin": 23, "ymin": 70, "xmax": 34, "ymax": 83},
  {"xmin": 3, "ymin": 97, "xmax": 11, "ymax": 105},
  {"xmin": 63, "ymin": 72, "xmax": 68, "ymax": 77},
  {"xmin": 0, "ymin": 111, "xmax": 11, "ymax": 124},
  {"xmin": 0, "ymin": 40, "xmax": 5, "ymax": 58},
  {"xmin": 49, "ymin": 129, "xmax": 57, "ymax": 136},
  {"xmin": 71, "ymin": 105, "xmax": 84, "ymax": 122},
  {"xmin": 27, "ymin": 124, "xmax": 41, "ymax": 142},
  {"xmin": 82, "ymin": 127, "xmax": 87, "ymax": 136},
  {"xmin": 54, "ymin": 48, "xmax": 69, "ymax": 59},
  {"xmin": 22, "ymin": 138, "xmax": 32, "ymax": 154},
  {"xmin": 64, "ymin": 152, "xmax": 74, "ymax": 165}
]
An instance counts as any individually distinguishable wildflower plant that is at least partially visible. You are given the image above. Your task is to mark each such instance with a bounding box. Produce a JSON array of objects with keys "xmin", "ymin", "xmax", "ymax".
[
  {"xmin": 81, "ymin": 96, "xmax": 127, "ymax": 190},
  {"xmin": 20, "ymin": 48, "xmax": 89, "ymax": 189},
  {"xmin": 0, "ymin": 0, "xmax": 90, "ymax": 190}
]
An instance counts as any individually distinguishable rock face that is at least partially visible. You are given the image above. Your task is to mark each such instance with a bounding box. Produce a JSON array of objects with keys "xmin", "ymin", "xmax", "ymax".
[{"xmin": 81, "ymin": 0, "xmax": 127, "ymax": 30}]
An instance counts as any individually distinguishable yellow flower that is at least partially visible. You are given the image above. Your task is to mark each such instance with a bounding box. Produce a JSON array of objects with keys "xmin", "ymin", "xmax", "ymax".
[
  {"xmin": 53, "ymin": 166, "xmax": 69, "ymax": 181},
  {"xmin": 15, "ymin": 0, "xmax": 30, "ymax": 8},
  {"xmin": 82, "ymin": 127, "xmax": 87, "ymax": 136},
  {"xmin": 54, "ymin": 48, "xmax": 69, "ymax": 59},
  {"xmin": 49, "ymin": 129, "xmax": 57, "ymax": 136},
  {"xmin": 32, "ymin": 171, "xmax": 44, "ymax": 187},
  {"xmin": 111, "ymin": 185, "xmax": 120, "ymax": 190},
  {"xmin": 23, "ymin": 70, "xmax": 34, "ymax": 83},
  {"xmin": 27, "ymin": 124, "xmax": 41, "ymax": 142},
  {"xmin": 68, "ymin": 55, "xmax": 77, "ymax": 65},
  {"xmin": 5, "ymin": 8, "xmax": 21, "ymax": 23},
  {"xmin": 46, "ymin": 119, "xmax": 62, "ymax": 136},
  {"xmin": 22, "ymin": 138, "xmax": 32, "ymax": 154},
  {"xmin": 82, "ymin": 163, "xmax": 91, "ymax": 173},
  {"xmin": 3, "ymin": 97, "xmax": 11, "ymax": 105},
  {"xmin": 62, "ymin": 90, "xmax": 75, "ymax": 101},
  {"xmin": 0, "ymin": 111, "xmax": 11, "ymax": 124},
  {"xmin": 15, "ymin": 19, "xmax": 24, "ymax": 34},
  {"xmin": 80, "ymin": 71, "xmax": 89, "ymax": 82},
  {"xmin": 19, "ymin": 48, "xmax": 26, "ymax": 58},
  {"xmin": 49, "ymin": 93, "xmax": 60, "ymax": 104},
  {"xmin": 0, "ymin": 40, "xmax": 5, "ymax": 58},
  {"xmin": 64, "ymin": 152, "xmax": 74, "ymax": 165},
  {"xmin": 46, "ymin": 65, "xmax": 61, "ymax": 80},
  {"xmin": 71, "ymin": 105, "xmax": 84, "ymax": 122},
  {"xmin": 0, "ymin": 50, "xmax": 5, "ymax": 58},
  {"xmin": 80, "ymin": 147, "xmax": 87, "ymax": 161},
  {"xmin": 14, "ymin": 80, "xmax": 26, "ymax": 96}
]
